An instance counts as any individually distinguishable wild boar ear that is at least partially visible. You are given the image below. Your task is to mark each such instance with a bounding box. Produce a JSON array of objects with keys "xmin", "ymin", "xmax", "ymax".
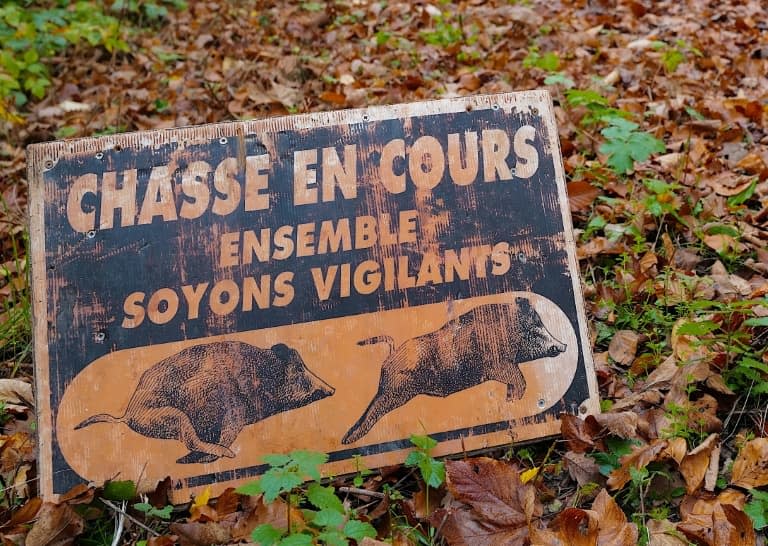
[{"xmin": 271, "ymin": 343, "xmax": 291, "ymax": 360}]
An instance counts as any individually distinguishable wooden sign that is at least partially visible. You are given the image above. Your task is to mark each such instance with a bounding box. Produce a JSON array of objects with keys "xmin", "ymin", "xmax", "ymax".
[{"xmin": 28, "ymin": 91, "xmax": 598, "ymax": 501}]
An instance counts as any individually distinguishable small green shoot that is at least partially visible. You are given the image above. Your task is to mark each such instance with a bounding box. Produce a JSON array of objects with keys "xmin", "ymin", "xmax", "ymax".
[
  {"xmin": 405, "ymin": 434, "xmax": 445, "ymax": 488},
  {"xmin": 745, "ymin": 489, "xmax": 768, "ymax": 530},
  {"xmin": 599, "ymin": 118, "xmax": 665, "ymax": 174}
]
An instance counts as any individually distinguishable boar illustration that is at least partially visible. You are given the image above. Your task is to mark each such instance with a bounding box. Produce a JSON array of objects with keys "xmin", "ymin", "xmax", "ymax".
[
  {"xmin": 75, "ymin": 341, "xmax": 334, "ymax": 464},
  {"xmin": 342, "ymin": 297, "xmax": 566, "ymax": 444}
]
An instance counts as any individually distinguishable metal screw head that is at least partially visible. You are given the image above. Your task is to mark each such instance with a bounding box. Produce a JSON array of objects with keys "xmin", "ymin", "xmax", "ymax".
[
  {"xmin": 362, "ymin": 114, "xmax": 370, "ymax": 122},
  {"xmin": 219, "ymin": 137, "xmax": 228, "ymax": 145},
  {"xmin": 44, "ymin": 160, "xmax": 54, "ymax": 170},
  {"xmin": 537, "ymin": 398, "xmax": 546, "ymax": 408},
  {"xmin": 491, "ymin": 103, "xmax": 500, "ymax": 111},
  {"xmin": 86, "ymin": 230, "xmax": 96, "ymax": 239},
  {"xmin": 95, "ymin": 152, "xmax": 104, "ymax": 160},
  {"xmin": 94, "ymin": 332, "xmax": 106, "ymax": 342}
]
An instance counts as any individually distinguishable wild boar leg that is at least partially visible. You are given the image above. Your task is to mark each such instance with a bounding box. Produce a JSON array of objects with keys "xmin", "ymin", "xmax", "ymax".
[
  {"xmin": 502, "ymin": 363, "xmax": 527, "ymax": 401},
  {"xmin": 126, "ymin": 406, "xmax": 236, "ymax": 461}
]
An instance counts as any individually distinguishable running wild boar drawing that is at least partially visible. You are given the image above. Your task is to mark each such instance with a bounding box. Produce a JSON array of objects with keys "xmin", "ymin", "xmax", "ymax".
[
  {"xmin": 342, "ymin": 297, "xmax": 567, "ymax": 444},
  {"xmin": 75, "ymin": 341, "xmax": 334, "ymax": 464}
]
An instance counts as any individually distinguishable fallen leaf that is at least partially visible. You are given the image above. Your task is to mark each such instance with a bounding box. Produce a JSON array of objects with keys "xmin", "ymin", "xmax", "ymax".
[
  {"xmin": 0, "ymin": 379, "xmax": 33, "ymax": 406},
  {"xmin": 25, "ymin": 502, "xmax": 84, "ymax": 546},
  {"xmin": 661, "ymin": 437, "xmax": 687, "ymax": 465},
  {"xmin": 730, "ymin": 437, "xmax": 768, "ymax": 488},
  {"xmin": 591, "ymin": 412, "xmax": 638, "ymax": 438},
  {"xmin": 546, "ymin": 507, "xmax": 598, "ymax": 546},
  {"xmin": 567, "ymin": 181, "xmax": 601, "ymax": 212},
  {"xmin": 170, "ymin": 521, "xmax": 232, "ymax": 546},
  {"xmin": 608, "ymin": 330, "xmax": 639, "ymax": 366},
  {"xmin": 591, "ymin": 489, "xmax": 639, "ymax": 545},
  {"xmin": 437, "ymin": 458, "xmax": 542, "ymax": 545},
  {"xmin": 679, "ymin": 434, "xmax": 719, "ymax": 494},
  {"xmin": 646, "ymin": 519, "xmax": 690, "ymax": 546},
  {"xmin": 561, "ymin": 413, "xmax": 603, "ymax": 453},
  {"xmin": 564, "ymin": 451, "xmax": 603, "ymax": 487},
  {"xmin": 607, "ymin": 440, "xmax": 667, "ymax": 490}
]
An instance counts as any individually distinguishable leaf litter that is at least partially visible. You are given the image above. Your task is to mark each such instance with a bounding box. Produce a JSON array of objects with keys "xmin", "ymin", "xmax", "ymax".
[{"xmin": 0, "ymin": 0, "xmax": 767, "ymax": 544}]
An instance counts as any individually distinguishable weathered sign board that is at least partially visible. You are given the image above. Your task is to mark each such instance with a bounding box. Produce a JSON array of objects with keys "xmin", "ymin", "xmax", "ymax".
[{"xmin": 28, "ymin": 91, "xmax": 598, "ymax": 501}]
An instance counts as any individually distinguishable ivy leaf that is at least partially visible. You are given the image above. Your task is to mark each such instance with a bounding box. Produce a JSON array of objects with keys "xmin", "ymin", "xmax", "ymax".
[
  {"xmin": 409, "ymin": 434, "xmax": 438, "ymax": 451},
  {"xmin": 306, "ymin": 483, "xmax": 344, "ymax": 513},
  {"xmin": 745, "ymin": 489, "xmax": 768, "ymax": 530},
  {"xmin": 406, "ymin": 451, "xmax": 445, "ymax": 488},
  {"xmin": 291, "ymin": 450, "xmax": 328, "ymax": 481},
  {"xmin": 343, "ymin": 519, "xmax": 377, "ymax": 541},
  {"xmin": 312, "ymin": 508, "xmax": 346, "ymax": 528},
  {"xmin": 251, "ymin": 524, "xmax": 284, "ymax": 546},
  {"xmin": 235, "ymin": 479, "xmax": 264, "ymax": 497},
  {"xmin": 316, "ymin": 530, "xmax": 349, "ymax": 546},
  {"xmin": 262, "ymin": 454, "xmax": 293, "ymax": 467},
  {"xmin": 599, "ymin": 118, "xmax": 665, "ymax": 174},
  {"xmin": 259, "ymin": 469, "xmax": 303, "ymax": 503},
  {"xmin": 278, "ymin": 533, "xmax": 315, "ymax": 546}
]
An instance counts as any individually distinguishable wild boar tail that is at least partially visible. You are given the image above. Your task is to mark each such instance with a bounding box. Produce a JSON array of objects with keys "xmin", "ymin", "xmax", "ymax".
[
  {"xmin": 74, "ymin": 413, "xmax": 122, "ymax": 430},
  {"xmin": 357, "ymin": 335, "xmax": 395, "ymax": 356}
]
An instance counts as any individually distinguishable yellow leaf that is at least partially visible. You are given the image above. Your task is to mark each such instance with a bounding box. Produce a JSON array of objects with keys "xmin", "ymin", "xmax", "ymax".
[
  {"xmin": 191, "ymin": 486, "xmax": 212, "ymax": 510},
  {"xmin": 520, "ymin": 466, "xmax": 539, "ymax": 484}
]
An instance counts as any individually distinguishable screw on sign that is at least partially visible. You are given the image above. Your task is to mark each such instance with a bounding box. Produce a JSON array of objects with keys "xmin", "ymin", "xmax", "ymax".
[{"xmin": 27, "ymin": 91, "xmax": 598, "ymax": 501}]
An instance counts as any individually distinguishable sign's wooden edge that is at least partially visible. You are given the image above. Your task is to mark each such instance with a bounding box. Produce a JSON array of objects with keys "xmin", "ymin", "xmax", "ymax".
[
  {"xmin": 26, "ymin": 91, "xmax": 548, "ymax": 162},
  {"xmin": 26, "ymin": 90, "xmax": 600, "ymax": 501},
  {"xmin": 542, "ymin": 97, "xmax": 601, "ymax": 417},
  {"xmin": 27, "ymin": 143, "xmax": 53, "ymax": 499}
]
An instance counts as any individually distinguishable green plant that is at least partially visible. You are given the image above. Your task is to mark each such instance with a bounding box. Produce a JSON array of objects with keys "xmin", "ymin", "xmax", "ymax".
[
  {"xmin": 236, "ymin": 450, "xmax": 376, "ymax": 546},
  {"xmin": 0, "ymin": 1, "xmax": 129, "ymax": 106},
  {"xmin": 744, "ymin": 489, "xmax": 768, "ymax": 530},
  {"xmin": 651, "ymin": 39, "xmax": 702, "ymax": 73},
  {"xmin": 599, "ymin": 118, "xmax": 666, "ymax": 174},
  {"xmin": 111, "ymin": 0, "xmax": 187, "ymax": 22},
  {"xmin": 405, "ymin": 434, "xmax": 445, "ymax": 489},
  {"xmin": 523, "ymin": 46, "xmax": 560, "ymax": 72},
  {"xmin": 420, "ymin": 11, "xmax": 477, "ymax": 57},
  {"xmin": 673, "ymin": 300, "xmax": 767, "ymax": 397},
  {"xmin": 133, "ymin": 502, "xmax": 173, "ymax": 520},
  {"xmin": 0, "ymin": 220, "xmax": 31, "ymax": 375},
  {"xmin": 564, "ymin": 88, "xmax": 628, "ymax": 126}
]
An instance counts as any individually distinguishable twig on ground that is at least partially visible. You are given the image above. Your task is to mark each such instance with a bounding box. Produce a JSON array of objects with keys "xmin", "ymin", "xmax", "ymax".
[{"xmin": 101, "ymin": 498, "xmax": 160, "ymax": 537}]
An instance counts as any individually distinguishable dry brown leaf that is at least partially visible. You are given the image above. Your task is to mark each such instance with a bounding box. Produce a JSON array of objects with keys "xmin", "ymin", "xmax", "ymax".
[
  {"xmin": 0, "ymin": 379, "xmax": 33, "ymax": 406},
  {"xmin": 360, "ymin": 538, "xmax": 391, "ymax": 546},
  {"xmin": 25, "ymin": 502, "xmax": 84, "ymax": 546},
  {"xmin": 560, "ymin": 414, "xmax": 603, "ymax": 453},
  {"xmin": 591, "ymin": 489, "xmax": 638, "ymax": 546},
  {"xmin": 608, "ymin": 330, "xmax": 639, "ymax": 366},
  {"xmin": 147, "ymin": 536, "xmax": 179, "ymax": 546},
  {"xmin": 591, "ymin": 412, "xmax": 638, "ymax": 439},
  {"xmin": 679, "ymin": 434, "xmax": 719, "ymax": 494},
  {"xmin": 436, "ymin": 458, "xmax": 543, "ymax": 545},
  {"xmin": 678, "ymin": 501, "xmax": 757, "ymax": 546},
  {"xmin": 564, "ymin": 451, "xmax": 603, "ymax": 487},
  {"xmin": 607, "ymin": 440, "xmax": 667, "ymax": 490},
  {"xmin": 646, "ymin": 519, "xmax": 689, "ymax": 546},
  {"xmin": 567, "ymin": 181, "xmax": 601, "ymax": 212},
  {"xmin": 730, "ymin": 437, "xmax": 768, "ymax": 488},
  {"xmin": 170, "ymin": 521, "xmax": 232, "ymax": 546},
  {"xmin": 546, "ymin": 508, "xmax": 599, "ymax": 546},
  {"xmin": 232, "ymin": 495, "xmax": 303, "ymax": 540},
  {"xmin": 661, "ymin": 437, "xmax": 687, "ymax": 465}
]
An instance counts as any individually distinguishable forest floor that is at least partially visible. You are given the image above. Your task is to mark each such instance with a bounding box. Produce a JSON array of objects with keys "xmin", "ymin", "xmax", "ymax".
[{"xmin": 0, "ymin": 0, "xmax": 767, "ymax": 544}]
